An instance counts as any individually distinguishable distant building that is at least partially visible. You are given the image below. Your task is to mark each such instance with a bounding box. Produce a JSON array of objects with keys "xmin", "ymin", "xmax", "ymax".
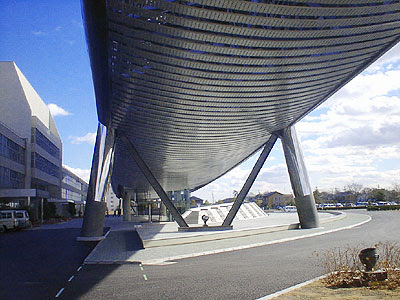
[
  {"xmin": 261, "ymin": 191, "xmax": 294, "ymax": 209},
  {"xmin": 0, "ymin": 61, "xmax": 87, "ymax": 219},
  {"xmin": 61, "ymin": 167, "xmax": 88, "ymax": 216},
  {"xmin": 189, "ymin": 195, "xmax": 204, "ymax": 207},
  {"xmin": 105, "ymin": 188, "xmax": 120, "ymax": 213},
  {"xmin": 221, "ymin": 197, "xmax": 234, "ymax": 203}
]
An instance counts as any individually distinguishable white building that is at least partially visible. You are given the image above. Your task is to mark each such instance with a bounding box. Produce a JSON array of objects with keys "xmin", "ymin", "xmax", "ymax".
[{"xmin": 0, "ymin": 61, "xmax": 87, "ymax": 220}]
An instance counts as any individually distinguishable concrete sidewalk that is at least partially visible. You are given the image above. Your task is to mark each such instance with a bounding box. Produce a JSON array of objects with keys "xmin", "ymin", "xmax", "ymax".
[{"xmin": 84, "ymin": 211, "xmax": 371, "ymax": 265}]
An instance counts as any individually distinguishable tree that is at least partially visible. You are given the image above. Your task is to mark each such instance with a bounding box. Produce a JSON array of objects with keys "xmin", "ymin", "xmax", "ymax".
[
  {"xmin": 68, "ymin": 202, "xmax": 76, "ymax": 216},
  {"xmin": 344, "ymin": 183, "xmax": 363, "ymax": 202},
  {"xmin": 313, "ymin": 187, "xmax": 321, "ymax": 204},
  {"xmin": 204, "ymin": 200, "xmax": 210, "ymax": 206},
  {"xmin": 372, "ymin": 189, "xmax": 385, "ymax": 202},
  {"xmin": 391, "ymin": 183, "xmax": 400, "ymax": 201},
  {"xmin": 43, "ymin": 200, "xmax": 56, "ymax": 220}
]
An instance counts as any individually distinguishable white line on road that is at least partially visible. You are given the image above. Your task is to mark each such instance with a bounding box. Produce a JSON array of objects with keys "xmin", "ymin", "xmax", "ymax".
[
  {"xmin": 68, "ymin": 275, "xmax": 74, "ymax": 282},
  {"xmin": 256, "ymin": 274, "xmax": 327, "ymax": 300},
  {"xmin": 77, "ymin": 266, "xmax": 82, "ymax": 272},
  {"xmin": 141, "ymin": 216, "xmax": 371, "ymax": 265},
  {"xmin": 55, "ymin": 288, "xmax": 65, "ymax": 298},
  {"xmin": 143, "ymin": 274, "xmax": 148, "ymax": 281}
]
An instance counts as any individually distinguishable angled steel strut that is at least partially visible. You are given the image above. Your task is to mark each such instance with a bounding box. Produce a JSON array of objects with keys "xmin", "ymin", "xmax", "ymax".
[
  {"xmin": 118, "ymin": 131, "xmax": 189, "ymax": 228},
  {"xmin": 223, "ymin": 135, "xmax": 278, "ymax": 226}
]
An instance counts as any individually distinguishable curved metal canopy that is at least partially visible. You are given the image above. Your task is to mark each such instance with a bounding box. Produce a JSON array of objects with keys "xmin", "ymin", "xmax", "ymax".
[{"xmin": 82, "ymin": 0, "xmax": 400, "ymax": 195}]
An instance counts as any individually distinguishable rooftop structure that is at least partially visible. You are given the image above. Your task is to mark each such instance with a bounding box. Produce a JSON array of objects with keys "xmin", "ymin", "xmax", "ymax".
[{"xmin": 80, "ymin": 0, "xmax": 400, "ymax": 238}]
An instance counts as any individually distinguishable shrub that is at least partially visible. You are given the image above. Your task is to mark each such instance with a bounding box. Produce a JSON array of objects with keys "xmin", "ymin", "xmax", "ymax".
[
  {"xmin": 367, "ymin": 205, "xmax": 400, "ymax": 211},
  {"xmin": 315, "ymin": 242, "xmax": 400, "ymax": 289}
]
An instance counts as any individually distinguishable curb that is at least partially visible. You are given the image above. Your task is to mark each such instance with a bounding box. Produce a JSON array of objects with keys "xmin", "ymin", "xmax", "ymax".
[
  {"xmin": 256, "ymin": 274, "xmax": 328, "ymax": 300},
  {"xmin": 142, "ymin": 211, "xmax": 344, "ymax": 248}
]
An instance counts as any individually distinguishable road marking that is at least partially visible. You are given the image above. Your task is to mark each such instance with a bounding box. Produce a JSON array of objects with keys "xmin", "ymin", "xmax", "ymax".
[
  {"xmin": 68, "ymin": 275, "xmax": 74, "ymax": 282},
  {"xmin": 256, "ymin": 274, "xmax": 327, "ymax": 300},
  {"xmin": 141, "ymin": 216, "xmax": 371, "ymax": 265},
  {"xmin": 55, "ymin": 288, "xmax": 65, "ymax": 298},
  {"xmin": 140, "ymin": 266, "xmax": 144, "ymax": 271},
  {"xmin": 77, "ymin": 266, "xmax": 82, "ymax": 272},
  {"xmin": 144, "ymin": 261, "xmax": 178, "ymax": 266},
  {"xmin": 143, "ymin": 274, "xmax": 148, "ymax": 281}
]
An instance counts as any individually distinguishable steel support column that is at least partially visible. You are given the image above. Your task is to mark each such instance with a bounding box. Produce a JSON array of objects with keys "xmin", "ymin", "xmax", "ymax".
[
  {"xmin": 118, "ymin": 131, "xmax": 188, "ymax": 228},
  {"xmin": 222, "ymin": 135, "xmax": 278, "ymax": 226},
  {"xmin": 123, "ymin": 191, "xmax": 131, "ymax": 222},
  {"xmin": 278, "ymin": 126, "xmax": 319, "ymax": 229},
  {"xmin": 79, "ymin": 123, "xmax": 115, "ymax": 240}
]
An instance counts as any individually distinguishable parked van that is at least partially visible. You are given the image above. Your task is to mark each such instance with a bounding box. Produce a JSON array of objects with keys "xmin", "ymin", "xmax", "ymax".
[
  {"xmin": 284, "ymin": 205, "xmax": 297, "ymax": 212},
  {"xmin": 0, "ymin": 211, "xmax": 19, "ymax": 232},
  {"xmin": 14, "ymin": 210, "xmax": 31, "ymax": 229}
]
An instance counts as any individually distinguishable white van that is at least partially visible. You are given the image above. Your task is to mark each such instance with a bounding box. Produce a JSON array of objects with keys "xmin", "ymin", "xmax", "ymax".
[
  {"xmin": 14, "ymin": 210, "xmax": 31, "ymax": 229},
  {"xmin": 0, "ymin": 211, "xmax": 19, "ymax": 232},
  {"xmin": 284, "ymin": 205, "xmax": 297, "ymax": 212}
]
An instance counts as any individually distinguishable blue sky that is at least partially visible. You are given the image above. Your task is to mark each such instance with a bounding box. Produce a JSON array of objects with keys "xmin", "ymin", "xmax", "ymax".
[
  {"xmin": 1, "ymin": 1, "xmax": 400, "ymax": 202},
  {"xmin": 0, "ymin": 0, "xmax": 97, "ymax": 179}
]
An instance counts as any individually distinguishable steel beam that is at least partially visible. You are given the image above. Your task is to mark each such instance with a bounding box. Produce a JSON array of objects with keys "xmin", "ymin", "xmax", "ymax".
[
  {"xmin": 79, "ymin": 123, "xmax": 115, "ymax": 240},
  {"xmin": 278, "ymin": 126, "xmax": 319, "ymax": 228},
  {"xmin": 118, "ymin": 131, "xmax": 188, "ymax": 228},
  {"xmin": 222, "ymin": 135, "xmax": 278, "ymax": 226}
]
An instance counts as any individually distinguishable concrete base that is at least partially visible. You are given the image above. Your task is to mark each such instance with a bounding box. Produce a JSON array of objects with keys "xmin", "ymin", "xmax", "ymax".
[
  {"xmin": 295, "ymin": 194, "xmax": 320, "ymax": 229},
  {"xmin": 178, "ymin": 225, "xmax": 233, "ymax": 232},
  {"xmin": 80, "ymin": 201, "xmax": 107, "ymax": 238},
  {"xmin": 76, "ymin": 236, "xmax": 106, "ymax": 242}
]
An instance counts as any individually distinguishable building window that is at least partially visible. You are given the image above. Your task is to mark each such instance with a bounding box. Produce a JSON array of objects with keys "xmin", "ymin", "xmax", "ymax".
[
  {"xmin": 0, "ymin": 133, "xmax": 25, "ymax": 165},
  {"xmin": 35, "ymin": 129, "xmax": 60, "ymax": 158},
  {"xmin": 0, "ymin": 166, "xmax": 24, "ymax": 188},
  {"xmin": 62, "ymin": 188, "xmax": 82, "ymax": 201},
  {"xmin": 34, "ymin": 153, "xmax": 60, "ymax": 177},
  {"xmin": 62, "ymin": 173, "xmax": 82, "ymax": 190}
]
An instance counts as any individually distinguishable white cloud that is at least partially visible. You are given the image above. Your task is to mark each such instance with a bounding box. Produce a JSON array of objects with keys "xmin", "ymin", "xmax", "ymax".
[
  {"xmin": 69, "ymin": 132, "xmax": 96, "ymax": 145},
  {"xmin": 47, "ymin": 103, "xmax": 71, "ymax": 116},
  {"xmin": 195, "ymin": 45, "xmax": 400, "ymax": 201},
  {"xmin": 296, "ymin": 64, "xmax": 400, "ymax": 191},
  {"xmin": 63, "ymin": 165, "xmax": 90, "ymax": 183},
  {"xmin": 366, "ymin": 43, "xmax": 400, "ymax": 73},
  {"xmin": 32, "ymin": 30, "xmax": 46, "ymax": 36}
]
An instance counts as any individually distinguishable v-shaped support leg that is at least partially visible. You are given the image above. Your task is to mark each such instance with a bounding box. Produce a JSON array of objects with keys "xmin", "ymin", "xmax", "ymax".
[
  {"xmin": 277, "ymin": 126, "xmax": 319, "ymax": 228},
  {"xmin": 79, "ymin": 123, "xmax": 115, "ymax": 240},
  {"xmin": 118, "ymin": 131, "xmax": 189, "ymax": 228},
  {"xmin": 222, "ymin": 135, "xmax": 278, "ymax": 226}
]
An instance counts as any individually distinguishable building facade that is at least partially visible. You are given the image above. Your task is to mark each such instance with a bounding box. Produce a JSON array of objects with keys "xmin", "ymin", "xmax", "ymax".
[
  {"xmin": 0, "ymin": 61, "xmax": 87, "ymax": 220},
  {"xmin": 261, "ymin": 192, "xmax": 294, "ymax": 209},
  {"xmin": 61, "ymin": 167, "xmax": 88, "ymax": 217}
]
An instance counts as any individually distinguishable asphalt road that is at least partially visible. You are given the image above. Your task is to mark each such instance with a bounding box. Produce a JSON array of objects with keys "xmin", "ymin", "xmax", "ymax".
[
  {"xmin": 1, "ymin": 211, "xmax": 398, "ymax": 300},
  {"xmin": 0, "ymin": 227, "xmax": 98, "ymax": 300},
  {"xmin": 55, "ymin": 210, "xmax": 399, "ymax": 300}
]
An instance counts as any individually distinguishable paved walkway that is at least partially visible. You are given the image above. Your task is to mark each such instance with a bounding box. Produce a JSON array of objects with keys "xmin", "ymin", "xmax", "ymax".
[{"xmin": 84, "ymin": 211, "xmax": 371, "ymax": 265}]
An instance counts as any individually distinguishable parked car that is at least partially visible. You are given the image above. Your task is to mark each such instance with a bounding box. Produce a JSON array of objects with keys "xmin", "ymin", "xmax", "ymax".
[
  {"xmin": 0, "ymin": 211, "xmax": 19, "ymax": 232},
  {"xmin": 14, "ymin": 210, "xmax": 31, "ymax": 229},
  {"xmin": 322, "ymin": 203, "xmax": 336, "ymax": 209},
  {"xmin": 284, "ymin": 205, "xmax": 297, "ymax": 212}
]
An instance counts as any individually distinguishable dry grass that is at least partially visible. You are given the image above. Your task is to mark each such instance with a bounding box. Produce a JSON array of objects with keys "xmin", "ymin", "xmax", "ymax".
[
  {"xmin": 273, "ymin": 243, "xmax": 400, "ymax": 299},
  {"xmin": 273, "ymin": 278, "xmax": 400, "ymax": 300},
  {"xmin": 314, "ymin": 242, "xmax": 400, "ymax": 289}
]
